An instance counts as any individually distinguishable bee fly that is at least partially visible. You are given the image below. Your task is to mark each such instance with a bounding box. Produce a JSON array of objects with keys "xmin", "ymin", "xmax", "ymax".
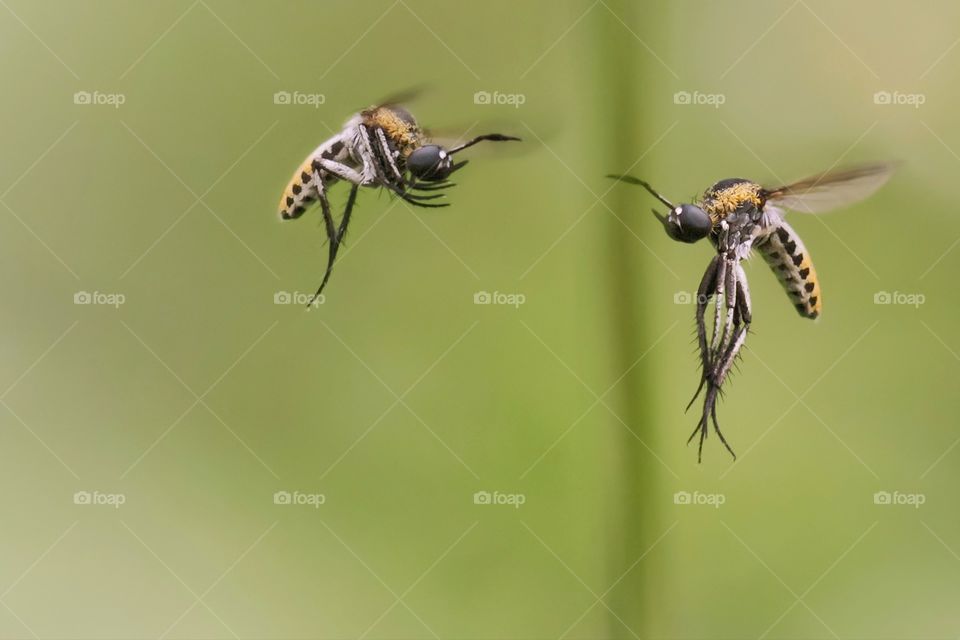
[
  {"xmin": 278, "ymin": 98, "xmax": 519, "ymax": 304},
  {"xmin": 609, "ymin": 163, "xmax": 896, "ymax": 461}
]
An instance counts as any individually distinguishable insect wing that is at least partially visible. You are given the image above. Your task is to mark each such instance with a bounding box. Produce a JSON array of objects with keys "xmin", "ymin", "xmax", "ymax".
[{"xmin": 764, "ymin": 162, "xmax": 896, "ymax": 214}]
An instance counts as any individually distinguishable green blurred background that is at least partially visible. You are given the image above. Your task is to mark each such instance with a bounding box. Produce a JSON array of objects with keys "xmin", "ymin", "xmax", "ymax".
[{"xmin": 1, "ymin": 0, "xmax": 959, "ymax": 637}]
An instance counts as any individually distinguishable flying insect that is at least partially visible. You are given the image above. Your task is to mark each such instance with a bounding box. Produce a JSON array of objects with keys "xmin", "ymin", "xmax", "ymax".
[
  {"xmin": 609, "ymin": 163, "xmax": 895, "ymax": 461},
  {"xmin": 279, "ymin": 97, "xmax": 519, "ymax": 304}
]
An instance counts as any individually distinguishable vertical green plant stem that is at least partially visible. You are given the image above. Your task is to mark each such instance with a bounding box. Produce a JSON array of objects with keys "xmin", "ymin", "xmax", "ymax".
[{"xmin": 591, "ymin": 0, "xmax": 660, "ymax": 634}]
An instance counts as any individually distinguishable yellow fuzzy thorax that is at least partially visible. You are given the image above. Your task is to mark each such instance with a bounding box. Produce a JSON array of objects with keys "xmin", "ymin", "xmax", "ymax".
[
  {"xmin": 363, "ymin": 106, "xmax": 423, "ymax": 154},
  {"xmin": 700, "ymin": 181, "xmax": 762, "ymax": 222}
]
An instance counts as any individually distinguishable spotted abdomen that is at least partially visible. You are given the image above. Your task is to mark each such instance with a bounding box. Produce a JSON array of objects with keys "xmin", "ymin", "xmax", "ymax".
[
  {"xmin": 755, "ymin": 221, "xmax": 821, "ymax": 319},
  {"xmin": 278, "ymin": 138, "xmax": 349, "ymax": 220},
  {"xmin": 278, "ymin": 157, "xmax": 320, "ymax": 220}
]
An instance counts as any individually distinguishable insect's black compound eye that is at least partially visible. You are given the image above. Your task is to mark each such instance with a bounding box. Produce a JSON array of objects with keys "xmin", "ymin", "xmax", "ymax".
[
  {"xmin": 407, "ymin": 145, "xmax": 451, "ymax": 181},
  {"xmin": 665, "ymin": 204, "xmax": 713, "ymax": 243}
]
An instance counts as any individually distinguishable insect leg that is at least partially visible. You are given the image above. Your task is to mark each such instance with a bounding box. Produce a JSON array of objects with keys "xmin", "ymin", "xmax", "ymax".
[
  {"xmin": 686, "ymin": 255, "xmax": 720, "ymax": 412},
  {"xmin": 689, "ymin": 258, "xmax": 743, "ymax": 462},
  {"xmin": 409, "ymin": 181, "xmax": 457, "ymax": 192},
  {"xmin": 713, "ymin": 265, "xmax": 751, "ymax": 387},
  {"xmin": 383, "ymin": 181, "xmax": 450, "ymax": 207},
  {"xmin": 736, "ymin": 263, "xmax": 752, "ymax": 324},
  {"xmin": 369, "ymin": 127, "xmax": 397, "ymax": 183},
  {"xmin": 712, "ymin": 256, "xmax": 739, "ymax": 382},
  {"xmin": 336, "ymin": 183, "xmax": 359, "ymax": 242},
  {"xmin": 374, "ymin": 128, "xmax": 404, "ymax": 183},
  {"xmin": 315, "ymin": 155, "xmax": 442, "ymax": 207},
  {"xmin": 359, "ymin": 124, "xmax": 418, "ymax": 198},
  {"xmin": 373, "ymin": 130, "xmax": 449, "ymax": 207},
  {"xmin": 708, "ymin": 258, "xmax": 728, "ymax": 359},
  {"xmin": 715, "ymin": 326, "xmax": 748, "ymax": 390},
  {"xmin": 700, "ymin": 265, "xmax": 752, "ymax": 459},
  {"xmin": 306, "ymin": 175, "xmax": 357, "ymax": 307},
  {"xmin": 687, "ymin": 383, "xmax": 728, "ymax": 462},
  {"xmin": 710, "ymin": 396, "xmax": 736, "ymax": 459},
  {"xmin": 314, "ymin": 159, "xmax": 366, "ymax": 185},
  {"xmin": 362, "ymin": 125, "xmax": 453, "ymax": 206},
  {"xmin": 354, "ymin": 127, "xmax": 447, "ymax": 207},
  {"xmin": 700, "ymin": 320, "xmax": 745, "ymax": 461},
  {"xmin": 721, "ymin": 258, "xmax": 738, "ymax": 348},
  {"xmin": 355, "ymin": 125, "xmax": 387, "ymax": 184},
  {"xmin": 689, "ymin": 366, "xmax": 739, "ymax": 462}
]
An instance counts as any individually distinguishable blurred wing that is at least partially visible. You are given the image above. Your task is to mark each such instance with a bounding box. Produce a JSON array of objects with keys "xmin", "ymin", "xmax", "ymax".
[
  {"xmin": 369, "ymin": 86, "xmax": 429, "ymax": 110},
  {"xmin": 763, "ymin": 162, "xmax": 896, "ymax": 214}
]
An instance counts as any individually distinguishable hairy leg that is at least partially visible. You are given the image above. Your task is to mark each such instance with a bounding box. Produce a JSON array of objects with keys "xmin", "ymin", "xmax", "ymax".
[
  {"xmin": 719, "ymin": 256, "xmax": 738, "ymax": 357},
  {"xmin": 687, "ymin": 256, "xmax": 720, "ymax": 411},
  {"xmin": 315, "ymin": 158, "xmax": 365, "ymax": 185},
  {"xmin": 709, "ymin": 258, "xmax": 727, "ymax": 359},
  {"xmin": 374, "ymin": 127, "xmax": 404, "ymax": 183},
  {"xmin": 689, "ymin": 258, "xmax": 750, "ymax": 461},
  {"xmin": 307, "ymin": 178, "xmax": 359, "ymax": 306}
]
